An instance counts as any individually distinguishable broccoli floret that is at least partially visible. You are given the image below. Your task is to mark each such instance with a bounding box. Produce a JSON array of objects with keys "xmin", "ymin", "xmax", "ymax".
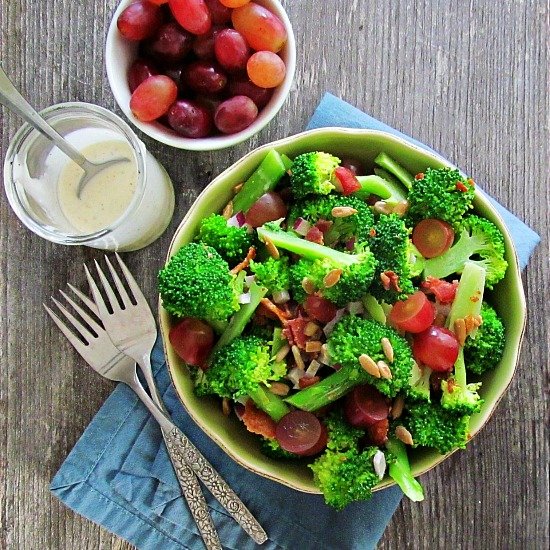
[
  {"xmin": 260, "ymin": 438, "xmax": 299, "ymax": 459},
  {"xmin": 423, "ymin": 215, "xmax": 508, "ymax": 289},
  {"xmin": 309, "ymin": 446, "xmax": 381, "ymax": 510},
  {"xmin": 324, "ymin": 411, "xmax": 364, "ymax": 451},
  {"xmin": 288, "ymin": 194, "xmax": 375, "ymax": 247},
  {"xmin": 202, "ymin": 335, "xmax": 289, "ymax": 421},
  {"xmin": 285, "ymin": 316, "xmax": 413, "ymax": 411},
  {"xmin": 406, "ymin": 362, "xmax": 432, "ymax": 403},
  {"xmin": 257, "ymin": 225, "xmax": 377, "ymax": 308},
  {"xmin": 441, "ymin": 377, "xmax": 483, "ymax": 415},
  {"xmin": 158, "ymin": 243, "xmax": 241, "ymax": 325},
  {"xmin": 249, "ymin": 256, "xmax": 290, "ymax": 295},
  {"xmin": 406, "ymin": 167, "xmax": 475, "ymax": 229},
  {"xmin": 464, "ymin": 302, "xmax": 505, "ymax": 375},
  {"xmin": 369, "ymin": 214, "xmax": 421, "ymax": 302},
  {"xmin": 404, "ymin": 402, "xmax": 470, "ymax": 454},
  {"xmin": 195, "ymin": 214, "xmax": 254, "ymax": 264},
  {"xmin": 290, "ymin": 152, "xmax": 341, "ymax": 199}
]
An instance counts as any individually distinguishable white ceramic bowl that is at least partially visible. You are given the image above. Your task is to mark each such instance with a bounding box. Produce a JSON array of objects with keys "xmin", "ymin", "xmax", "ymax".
[{"xmin": 105, "ymin": 0, "xmax": 296, "ymax": 150}]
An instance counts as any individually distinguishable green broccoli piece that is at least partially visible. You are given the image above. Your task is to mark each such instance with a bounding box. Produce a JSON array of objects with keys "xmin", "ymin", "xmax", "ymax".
[
  {"xmin": 285, "ymin": 316, "xmax": 413, "ymax": 410},
  {"xmin": 354, "ymin": 174, "xmax": 408, "ymax": 206},
  {"xmin": 385, "ymin": 437, "xmax": 424, "ymax": 502},
  {"xmin": 406, "ymin": 167, "xmax": 475, "ymax": 229},
  {"xmin": 158, "ymin": 243, "xmax": 241, "ymax": 326},
  {"xmin": 249, "ymin": 256, "xmax": 290, "ymax": 295},
  {"xmin": 324, "ymin": 411, "xmax": 365, "ymax": 451},
  {"xmin": 257, "ymin": 224, "xmax": 377, "ymax": 307},
  {"xmin": 374, "ymin": 152, "xmax": 414, "ymax": 189},
  {"xmin": 195, "ymin": 214, "xmax": 253, "ymax": 264},
  {"xmin": 309, "ymin": 446, "xmax": 382, "ymax": 510},
  {"xmin": 260, "ymin": 438, "xmax": 299, "ymax": 459},
  {"xmin": 464, "ymin": 302, "xmax": 505, "ymax": 375},
  {"xmin": 406, "ymin": 362, "xmax": 432, "ymax": 403},
  {"xmin": 287, "ymin": 194, "xmax": 375, "ymax": 247},
  {"xmin": 200, "ymin": 335, "xmax": 289, "ymax": 421},
  {"xmin": 423, "ymin": 215, "xmax": 508, "ymax": 289},
  {"xmin": 290, "ymin": 152, "xmax": 341, "ymax": 199},
  {"xmin": 369, "ymin": 214, "xmax": 422, "ymax": 302},
  {"xmin": 441, "ymin": 376, "xmax": 483, "ymax": 415},
  {"xmin": 404, "ymin": 401, "xmax": 470, "ymax": 454}
]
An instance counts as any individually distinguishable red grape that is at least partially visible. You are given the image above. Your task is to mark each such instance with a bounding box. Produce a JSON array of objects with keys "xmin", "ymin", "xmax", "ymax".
[
  {"xmin": 117, "ymin": 1, "xmax": 163, "ymax": 41},
  {"xmin": 389, "ymin": 291, "xmax": 436, "ymax": 333},
  {"xmin": 220, "ymin": 0, "xmax": 250, "ymax": 7},
  {"xmin": 130, "ymin": 75, "xmax": 178, "ymax": 121},
  {"xmin": 412, "ymin": 326, "xmax": 459, "ymax": 372},
  {"xmin": 167, "ymin": 99, "xmax": 213, "ymax": 137},
  {"xmin": 128, "ymin": 58, "xmax": 159, "ymax": 92},
  {"xmin": 214, "ymin": 29, "xmax": 250, "ymax": 72},
  {"xmin": 227, "ymin": 77, "xmax": 272, "ymax": 108},
  {"xmin": 169, "ymin": 317, "xmax": 214, "ymax": 367},
  {"xmin": 192, "ymin": 26, "xmax": 222, "ymax": 59},
  {"xmin": 204, "ymin": 0, "xmax": 232, "ymax": 24},
  {"xmin": 275, "ymin": 411, "xmax": 327, "ymax": 456},
  {"xmin": 303, "ymin": 295, "xmax": 337, "ymax": 324},
  {"xmin": 143, "ymin": 21, "xmax": 193, "ymax": 66},
  {"xmin": 214, "ymin": 95, "xmax": 257, "ymax": 134},
  {"xmin": 184, "ymin": 60, "xmax": 228, "ymax": 94},
  {"xmin": 246, "ymin": 51, "xmax": 286, "ymax": 88},
  {"xmin": 168, "ymin": 0, "xmax": 212, "ymax": 35},
  {"xmin": 344, "ymin": 385, "xmax": 389, "ymax": 428},
  {"xmin": 245, "ymin": 191, "xmax": 287, "ymax": 227},
  {"xmin": 232, "ymin": 2, "xmax": 287, "ymax": 53},
  {"xmin": 341, "ymin": 158, "xmax": 365, "ymax": 176}
]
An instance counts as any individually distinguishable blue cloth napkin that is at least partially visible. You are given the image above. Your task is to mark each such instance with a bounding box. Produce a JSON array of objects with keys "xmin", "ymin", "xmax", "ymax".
[{"xmin": 51, "ymin": 93, "xmax": 540, "ymax": 550}]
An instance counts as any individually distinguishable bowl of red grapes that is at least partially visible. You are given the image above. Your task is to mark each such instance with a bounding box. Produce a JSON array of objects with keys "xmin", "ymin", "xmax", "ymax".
[{"xmin": 106, "ymin": 0, "xmax": 296, "ymax": 150}]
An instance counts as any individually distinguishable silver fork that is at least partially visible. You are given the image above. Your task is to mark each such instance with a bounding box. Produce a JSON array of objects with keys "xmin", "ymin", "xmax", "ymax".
[
  {"xmin": 84, "ymin": 254, "xmax": 268, "ymax": 545},
  {"xmin": 45, "ymin": 287, "xmax": 222, "ymax": 550}
]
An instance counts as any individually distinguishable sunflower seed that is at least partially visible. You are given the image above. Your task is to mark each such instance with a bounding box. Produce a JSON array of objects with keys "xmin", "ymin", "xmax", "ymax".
[
  {"xmin": 222, "ymin": 398, "xmax": 231, "ymax": 416},
  {"xmin": 292, "ymin": 345, "xmax": 305, "ymax": 370},
  {"xmin": 331, "ymin": 206, "xmax": 358, "ymax": 218},
  {"xmin": 269, "ymin": 382, "xmax": 290, "ymax": 396},
  {"xmin": 392, "ymin": 199, "xmax": 410, "ymax": 217},
  {"xmin": 359, "ymin": 354, "xmax": 381, "ymax": 378},
  {"xmin": 305, "ymin": 340, "xmax": 322, "ymax": 353},
  {"xmin": 377, "ymin": 360, "xmax": 393, "ymax": 380},
  {"xmin": 395, "ymin": 425, "xmax": 414, "ymax": 446},
  {"xmin": 373, "ymin": 450, "xmax": 387, "ymax": 479},
  {"xmin": 264, "ymin": 236, "xmax": 280, "ymax": 259},
  {"xmin": 381, "ymin": 337, "xmax": 394, "ymax": 363},
  {"xmin": 304, "ymin": 321, "xmax": 321, "ymax": 337},
  {"xmin": 275, "ymin": 344, "xmax": 291, "ymax": 363},
  {"xmin": 391, "ymin": 395, "xmax": 405, "ymax": 419},
  {"xmin": 374, "ymin": 201, "xmax": 393, "ymax": 215},
  {"xmin": 301, "ymin": 277, "xmax": 315, "ymax": 295},
  {"xmin": 323, "ymin": 268, "xmax": 342, "ymax": 288},
  {"xmin": 222, "ymin": 201, "xmax": 233, "ymax": 219}
]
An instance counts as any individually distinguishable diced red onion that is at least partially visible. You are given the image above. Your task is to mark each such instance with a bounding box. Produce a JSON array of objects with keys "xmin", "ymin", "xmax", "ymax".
[
  {"xmin": 227, "ymin": 211, "xmax": 246, "ymax": 228},
  {"xmin": 373, "ymin": 450, "xmax": 386, "ymax": 479},
  {"xmin": 293, "ymin": 217, "xmax": 311, "ymax": 236},
  {"xmin": 272, "ymin": 289, "xmax": 290, "ymax": 304},
  {"xmin": 345, "ymin": 237, "xmax": 356, "ymax": 250},
  {"xmin": 244, "ymin": 274, "xmax": 256, "ymax": 286},
  {"xmin": 347, "ymin": 301, "xmax": 364, "ymax": 315},
  {"xmin": 323, "ymin": 308, "xmax": 346, "ymax": 336},
  {"xmin": 239, "ymin": 292, "xmax": 251, "ymax": 304},
  {"xmin": 317, "ymin": 345, "xmax": 331, "ymax": 365},
  {"xmin": 286, "ymin": 367, "xmax": 305, "ymax": 389}
]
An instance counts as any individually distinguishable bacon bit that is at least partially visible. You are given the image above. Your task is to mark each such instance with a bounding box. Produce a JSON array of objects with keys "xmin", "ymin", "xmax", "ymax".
[
  {"xmin": 446, "ymin": 378, "xmax": 457, "ymax": 393},
  {"xmin": 233, "ymin": 182, "xmax": 244, "ymax": 194},
  {"xmin": 222, "ymin": 201, "xmax": 233, "ymax": 219},
  {"xmin": 230, "ymin": 246, "xmax": 256, "ymax": 274},
  {"xmin": 241, "ymin": 400, "xmax": 277, "ymax": 439},
  {"xmin": 467, "ymin": 178, "xmax": 475, "ymax": 187},
  {"xmin": 369, "ymin": 228, "xmax": 377, "ymax": 238},
  {"xmin": 269, "ymin": 382, "xmax": 290, "ymax": 396},
  {"xmin": 383, "ymin": 270, "xmax": 402, "ymax": 292},
  {"xmin": 263, "ymin": 235, "xmax": 280, "ymax": 259},
  {"xmin": 367, "ymin": 418, "xmax": 389, "ymax": 446},
  {"xmin": 380, "ymin": 272, "xmax": 391, "ymax": 291},
  {"xmin": 260, "ymin": 297, "xmax": 289, "ymax": 325},
  {"xmin": 470, "ymin": 295, "xmax": 480, "ymax": 303},
  {"xmin": 305, "ymin": 341, "xmax": 322, "ymax": 353},
  {"xmin": 455, "ymin": 181, "xmax": 469, "ymax": 192},
  {"xmin": 415, "ymin": 172, "xmax": 425, "ymax": 180},
  {"xmin": 298, "ymin": 375, "xmax": 320, "ymax": 389},
  {"xmin": 315, "ymin": 219, "xmax": 334, "ymax": 234},
  {"xmin": 283, "ymin": 317, "xmax": 310, "ymax": 349},
  {"xmin": 222, "ymin": 398, "xmax": 231, "ymax": 416},
  {"xmin": 331, "ymin": 206, "xmax": 358, "ymax": 218},
  {"xmin": 305, "ymin": 226, "xmax": 324, "ymax": 244},
  {"xmin": 421, "ymin": 277, "xmax": 458, "ymax": 304}
]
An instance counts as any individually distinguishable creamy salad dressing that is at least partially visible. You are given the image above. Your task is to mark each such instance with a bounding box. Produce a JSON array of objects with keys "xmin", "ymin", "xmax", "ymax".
[{"xmin": 57, "ymin": 140, "xmax": 137, "ymax": 233}]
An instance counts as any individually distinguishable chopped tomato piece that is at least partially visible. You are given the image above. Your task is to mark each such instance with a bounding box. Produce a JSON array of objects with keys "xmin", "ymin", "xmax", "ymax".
[
  {"xmin": 241, "ymin": 400, "xmax": 277, "ymax": 439},
  {"xmin": 421, "ymin": 277, "xmax": 458, "ymax": 304}
]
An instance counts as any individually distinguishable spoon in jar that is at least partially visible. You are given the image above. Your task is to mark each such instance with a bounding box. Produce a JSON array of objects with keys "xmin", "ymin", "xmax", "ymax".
[{"xmin": 0, "ymin": 65, "xmax": 130, "ymax": 198}]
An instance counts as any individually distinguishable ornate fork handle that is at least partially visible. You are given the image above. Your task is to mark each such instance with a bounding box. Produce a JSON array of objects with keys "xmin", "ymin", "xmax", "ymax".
[{"xmin": 164, "ymin": 426, "xmax": 268, "ymax": 545}]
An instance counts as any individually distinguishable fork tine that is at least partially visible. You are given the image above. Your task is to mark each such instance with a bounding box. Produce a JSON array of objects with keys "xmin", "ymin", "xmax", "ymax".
[
  {"xmin": 115, "ymin": 252, "xmax": 147, "ymax": 304},
  {"xmin": 51, "ymin": 296, "xmax": 97, "ymax": 343},
  {"xmin": 105, "ymin": 256, "xmax": 132, "ymax": 308},
  {"xmin": 59, "ymin": 289, "xmax": 103, "ymax": 335},
  {"xmin": 94, "ymin": 259, "xmax": 122, "ymax": 312},
  {"xmin": 44, "ymin": 303, "xmax": 89, "ymax": 356},
  {"xmin": 84, "ymin": 263, "xmax": 114, "ymax": 317},
  {"xmin": 67, "ymin": 283, "xmax": 99, "ymax": 316}
]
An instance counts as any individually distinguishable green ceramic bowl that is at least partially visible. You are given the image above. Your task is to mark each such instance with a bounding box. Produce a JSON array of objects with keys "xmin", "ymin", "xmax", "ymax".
[{"xmin": 159, "ymin": 128, "xmax": 526, "ymax": 493}]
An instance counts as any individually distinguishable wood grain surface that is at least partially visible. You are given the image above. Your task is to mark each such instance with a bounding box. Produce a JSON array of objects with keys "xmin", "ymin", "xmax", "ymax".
[{"xmin": 0, "ymin": 1, "xmax": 548, "ymax": 549}]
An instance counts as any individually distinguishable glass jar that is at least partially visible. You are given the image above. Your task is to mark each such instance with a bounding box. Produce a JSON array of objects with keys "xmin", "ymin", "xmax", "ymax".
[{"xmin": 3, "ymin": 102, "xmax": 175, "ymax": 251}]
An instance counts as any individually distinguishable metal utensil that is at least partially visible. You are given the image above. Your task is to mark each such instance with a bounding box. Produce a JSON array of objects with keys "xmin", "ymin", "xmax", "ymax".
[
  {"xmin": 0, "ymin": 65, "xmax": 129, "ymax": 198},
  {"xmin": 44, "ymin": 286, "xmax": 222, "ymax": 550},
  {"xmin": 84, "ymin": 254, "xmax": 268, "ymax": 545}
]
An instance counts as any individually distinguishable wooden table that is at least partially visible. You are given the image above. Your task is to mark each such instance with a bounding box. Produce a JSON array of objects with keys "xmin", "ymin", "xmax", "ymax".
[{"xmin": 1, "ymin": 1, "xmax": 548, "ymax": 548}]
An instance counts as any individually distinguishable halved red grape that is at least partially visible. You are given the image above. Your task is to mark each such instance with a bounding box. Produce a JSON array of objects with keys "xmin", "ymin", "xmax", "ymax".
[
  {"xmin": 169, "ymin": 317, "xmax": 214, "ymax": 367},
  {"xmin": 227, "ymin": 77, "xmax": 272, "ymax": 108},
  {"xmin": 130, "ymin": 75, "xmax": 178, "ymax": 121},
  {"xmin": 204, "ymin": 0, "xmax": 232, "ymax": 24},
  {"xmin": 246, "ymin": 51, "xmax": 286, "ymax": 88},
  {"xmin": 389, "ymin": 291, "xmax": 436, "ymax": 333},
  {"xmin": 220, "ymin": 0, "xmax": 250, "ymax": 7},
  {"xmin": 128, "ymin": 58, "xmax": 159, "ymax": 92},
  {"xmin": 232, "ymin": 2, "xmax": 287, "ymax": 52},
  {"xmin": 117, "ymin": 1, "xmax": 163, "ymax": 41},
  {"xmin": 143, "ymin": 21, "xmax": 193, "ymax": 66},
  {"xmin": 412, "ymin": 326, "xmax": 459, "ymax": 372},
  {"xmin": 275, "ymin": 411, "xmax": 327, "ymax": 456},
  {"xmin": 344, "ymin": 385, "xmax": 389, "ymax": 428},
  {"xmin": 214, "ymin": 29, "xmax": 250, "ymax": 72},
  {"xmin": 245, "ymin": 191, "xmax": 287, "ymax": 227},
  {"xmin": 184, "ymin": 60, "xmax": 228, "ymax": 94},
  {"xmin": 167, "ymin": 99, "xmax": 213, "ymax": 137},
  {"xmin": 214, "ymin": 95, "xmax": 257, "ymax": 134},
  {"xmin": 168, "ymin": 0, "xmax": 212, "ymax": 35}
]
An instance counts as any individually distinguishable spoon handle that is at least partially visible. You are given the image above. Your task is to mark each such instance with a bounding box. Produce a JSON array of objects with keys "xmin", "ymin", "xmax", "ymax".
[{"xmin": 0, "ymin": 65, "xmax": 88, "ymax": 168}]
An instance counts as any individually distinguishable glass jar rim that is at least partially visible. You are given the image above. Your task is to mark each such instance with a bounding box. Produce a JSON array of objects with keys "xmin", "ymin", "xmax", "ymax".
[{"xmin": 3, "ymin": 101, "xmax": 147, "ymax": 245}]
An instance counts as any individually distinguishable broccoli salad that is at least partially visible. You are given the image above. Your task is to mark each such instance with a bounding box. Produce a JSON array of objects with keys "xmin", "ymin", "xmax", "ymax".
[{"xmin": 158, "ymin": 149, "xmax": 507, "ymax": 510}]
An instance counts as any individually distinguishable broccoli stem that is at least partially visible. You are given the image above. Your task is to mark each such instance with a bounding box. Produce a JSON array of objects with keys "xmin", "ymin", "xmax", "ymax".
[
  {"xmin": 232, "ymin": 150, "xmax": 287, "ymax": 213},
  {"xmin": 284, "ymin": 364, "xmax": 366, "ymax": 411},
  {"xmin": 374, "ymin": 152, "xmax": 414, "ymax": 190},
  {"xmin": 257, "ymin": 226, "xmax": 357, "ymax": 266},
  {"xmin": 354, "ymin": 175, "xmax": 407, "ymax": 204},
  {"xmin": 385, "ymin": 437, "xmax": 424, "ymax": 502},
  {"xmin": 362, "ymin": 294, "xmax": 387, "ymax": 325},
  {"xmin": 281, "ymin": 153, "xmax": 293, "ymax": 171},
  {"xmin": 210, "ymin": 281, "xmax": 267, "ymax": 358},
  {"xmin": 271, "ymin": 327, "xmax": 286, "ymax": 357},
  {"xmin": 249, "ymin": 385, "xmax": 290, "ymax": 421},
  {"xmin": 374, "ymin": 167, "xmax": 403, "ymax": 188}
]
